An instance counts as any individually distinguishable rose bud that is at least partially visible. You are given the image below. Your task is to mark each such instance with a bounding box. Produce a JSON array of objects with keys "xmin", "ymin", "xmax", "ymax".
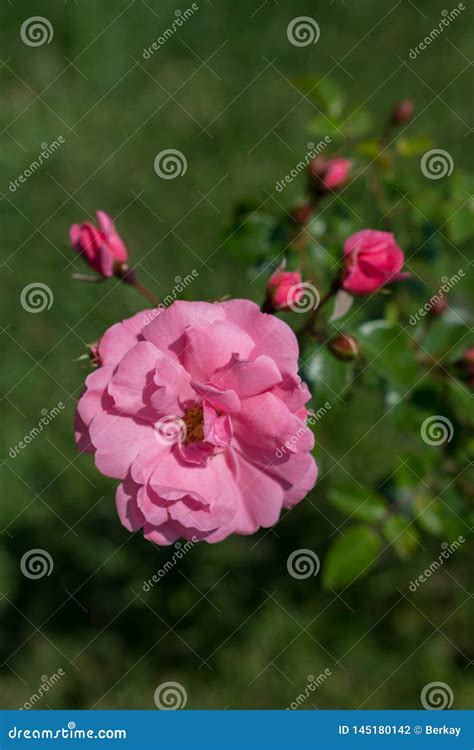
[
  {"xmin": 327, "ymin": 333, "xmax": 361, "ymax": 362},
  {"xmin": 308, "ymin": 156, "xmax": 352, "ymax": 197},
  {"xmin": 391, "ymin": 98, "xmax": 415, "ymax": 125},
  {"xmin": 291, "ymin": 203, "xmax": 313, "ymax": 227},
  {"xmin": 429, "ymin": 295, "xmax": 448, "ymax": 318},
  {"xmin": 69, "ymin": 210, "xmax": 128, "ymax": 278},
  {"xmin": 342, "ymin": 229, "xmax": 409, "ymax": 296},
  {"xmin": 265, "ymin": 268, "xmax": 304, "ymax": 311}
]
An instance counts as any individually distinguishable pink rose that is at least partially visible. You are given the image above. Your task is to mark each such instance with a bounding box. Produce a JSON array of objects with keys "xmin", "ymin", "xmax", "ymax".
[
  {"xmin": 342, "ymin": 229, "xmax": 407, "ymax": 295},
  {"xmin": 70, "ymin": 210, "xmax": 128, "ymax": 278},
  {"xmin": 308, "ymin": 156, "xmax": 352, "ymax": 195},
  {"xmin": 75, "ymin": 300, "xmax": 317, "ymax": 545},
  {"xmin": 266, "ymin": 269, "xmax": 304, "ymax": 310}
]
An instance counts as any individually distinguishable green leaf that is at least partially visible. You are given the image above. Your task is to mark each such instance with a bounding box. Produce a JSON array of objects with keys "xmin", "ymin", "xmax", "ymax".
[
  {"xmin": 396, "ymin": 136, "xmax": 433, "ymax": 157},
  {"xmin": 329, "ymin": 485, "xmax": 387, "ymax": 522},
  {"xmin": 356, "ymin": 321, "xmax": 419, "ymax": 391},
  {"xmin": 413, "ymin": 495, "xmax": 445, "ymax": 537},
  {"xmin": 293, "ymin": 76, "xmax": 345, "ymax": 119},
  {"xmin": 322, "ymin": 525, "xmax": 382, "ymax": 590},
  {"xmin": 382, "ymin": 514, "xmax": 419, "ymax": 559},
  {"xmin": 302, "ymin": 345, "xmax": 350, "ymax": 403},
  {"xmin": 342, "ymin": 107, "xmax": 373, "ymax": 139},
  {"xmin": 356, "ymin": 139, "xmax": 380, "ymax": 159}
]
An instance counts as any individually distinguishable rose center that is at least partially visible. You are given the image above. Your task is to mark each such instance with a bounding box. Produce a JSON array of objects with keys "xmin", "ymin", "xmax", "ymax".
[{"xmin": 182, "ymin": 405, "xmax": 204, "ymax": 444}]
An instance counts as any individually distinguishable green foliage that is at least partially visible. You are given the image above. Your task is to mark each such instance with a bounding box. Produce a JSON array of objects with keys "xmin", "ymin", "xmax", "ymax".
[{"xmin": 323, "ymin": 525, "xmax": 382, "ymax": 590}]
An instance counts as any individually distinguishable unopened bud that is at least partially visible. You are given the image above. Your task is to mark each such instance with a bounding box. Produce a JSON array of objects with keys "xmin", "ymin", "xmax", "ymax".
[
  {"xmin": 391, "ymin": 99, "xmax": 415, "ymax": 125},
  {"xmin": 429, "ymin": 295, "xmax": 448, "ymax": 318},
  {"xmin": 291, "ymin": 203, "xmax": 313, "ymax": 227},
  {"xmin": 327, "ymin": 333, "xmax": 360, "ymax": 362}
]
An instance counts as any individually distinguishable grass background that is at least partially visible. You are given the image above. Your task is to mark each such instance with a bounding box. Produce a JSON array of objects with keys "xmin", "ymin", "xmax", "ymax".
[{"xmin": 0, "ymin": 0, "xmax": 472, "ymax": 709}]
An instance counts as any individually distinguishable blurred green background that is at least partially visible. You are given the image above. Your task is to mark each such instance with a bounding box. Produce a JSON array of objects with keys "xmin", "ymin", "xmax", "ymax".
[{"xmin": 1, "ymin": 0, "xmax": 473, "ymax": 710}]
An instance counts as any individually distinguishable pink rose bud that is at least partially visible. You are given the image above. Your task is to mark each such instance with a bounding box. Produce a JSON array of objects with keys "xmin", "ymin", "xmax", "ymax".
[
  {"xmin": 69, "ymin": 210, "xmax": 128, "ymax": 278},
  {"xmin": 391, "ymin": 99, "xmax": 415, "ymax": 125},
  {"xmin": 308, "ymin": 156, "xmax": 352, "ymax": 197},
  {"xmin": 327, "ymin": 333, "xmax": 361, "ymax": 362},
  {"xmin": 266, "ymin": 269, "xmax": 304, "ymax": 311},
  {"xmin": 342, "ymin": 229, "xmax": 408, "ymax": 296}
]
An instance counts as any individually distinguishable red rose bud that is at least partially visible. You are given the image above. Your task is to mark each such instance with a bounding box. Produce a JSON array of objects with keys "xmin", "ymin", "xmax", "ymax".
[
  {"xmin": 429, "ymin": 295, "xmax": 448, "ymax": 318},
  {"xmin": 291, "ymin": 203, "xmax": 313, "ymax": 227},
  {"xmin": 327, "ymin": 333, "xmax": 361, "ymax": 362},
  {"xmin": 391, "ymin": 99, "xmax": 415, "ymax": 125},
  {"xmin": 265, "ymin": 268, "xmax": 304, "ymax": 311},
  {"xmin": 70, "ymin": 210, "xmax": 128, "ymax": 279},
  {"xmin": 308, "ymin": 156, "xmax": 352, "ymax": 197}
]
